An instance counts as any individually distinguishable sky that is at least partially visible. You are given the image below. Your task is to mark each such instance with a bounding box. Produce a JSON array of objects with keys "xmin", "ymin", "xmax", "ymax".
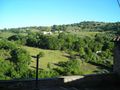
[{"xmin": 0, "ymin": 0, "xmax": 120, "ymax": 29}]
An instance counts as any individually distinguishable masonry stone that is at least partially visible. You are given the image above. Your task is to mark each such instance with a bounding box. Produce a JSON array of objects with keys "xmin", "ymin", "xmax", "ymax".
[{"xmin": 113, "ymin": 37, "xmax": 120, "ymax": 75}]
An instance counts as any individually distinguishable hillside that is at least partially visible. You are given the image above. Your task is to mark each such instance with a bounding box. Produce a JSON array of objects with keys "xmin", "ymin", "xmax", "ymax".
[
  {"xmin": 0, "ymin": 21, "xmax": 117, "ymax": 80},
  {"xmin": 22, "ymin": 46, "xmax": 69, "ymax": 69},
  {"xmin": 22, "ymin": 46, "xmax": 100, "ymax": 74}
]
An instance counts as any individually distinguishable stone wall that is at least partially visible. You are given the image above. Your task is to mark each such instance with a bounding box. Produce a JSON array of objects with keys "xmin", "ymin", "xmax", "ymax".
[
  {"xmin": 114, "ymin": 44, "xmax": 120, "ymax": 74},
  {"xmin": 113, "ymin": 40, "xmax": 120, "ymax": 75},
  {"xmin": 64, "ymin": 74, "xmax": 119, "ymax": 88},
  {"xmin": 0, "ymin": 74, "xmax": 119, "ymax": 89},
  {"xmin": 0, "ymin": 78, "xmax": 64, "ymax": 89}
]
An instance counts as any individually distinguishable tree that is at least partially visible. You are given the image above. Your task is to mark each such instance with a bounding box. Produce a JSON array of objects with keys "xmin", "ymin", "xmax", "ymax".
[
  {"xmin": 26, "ymin": 33, "xmax": 38, "ymax": 47},
  {"xmin": 0, "ymin": 57, "xmax": 13, "ymax": 79},
  {"xmin": 55, "ymin": 60, "xmax": 82, "ymax": 75},
  {"xmin": 10, "ymin": 48, "xmax": 31, "ymax": 76},
  {"xmin": 8, "ymin": 35, "xmax": 26, "ymax": 45},
  {"xmin": 37, "ymin": 51, "xmax": 45, "ymax": 58},
  {"xmin": 8, "ymin": 35, "xmax": 20, "ymax": 41},
  {"xmin": 0, "ymin": 40, "xmax": 17, "ymax": 50}
]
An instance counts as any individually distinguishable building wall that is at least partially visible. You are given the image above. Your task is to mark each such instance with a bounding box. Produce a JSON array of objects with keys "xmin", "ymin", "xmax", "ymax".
[
  {"xmin": 113, "ymin": 42, "xmax": 120, "ymax": 75},
  {"xmin": 0, "ymin": 74, "xmax": 118, "ymax": 89}
]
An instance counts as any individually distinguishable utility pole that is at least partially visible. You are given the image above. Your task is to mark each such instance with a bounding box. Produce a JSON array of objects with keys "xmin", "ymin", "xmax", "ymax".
[
  {"xmin": 35, "ymin": 55, "xmax": 39, "ymax": 90},
  {"xmin": 35, "ymin": 52, "xmax": 44, "ymax": 90}
]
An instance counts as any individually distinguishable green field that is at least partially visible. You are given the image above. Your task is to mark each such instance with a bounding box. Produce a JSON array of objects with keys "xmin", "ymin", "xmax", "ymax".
[
  {"xmin": 22, "ymin": 46, "xmax": 99, "ymax": 74},
  {"xmin": 22, "ymin": 46, "xmax": 69, "ymax": 69},
  {"xmin": 66, "ymin": 31, "xmax": 103, "ymax": 37},
  {"xmin": 76, "ymin": 31, "xmax": 102, "ymax": 37},
  {"xmin": 0, "ymin": 32, "xmax": 15, "ymax": 39}
]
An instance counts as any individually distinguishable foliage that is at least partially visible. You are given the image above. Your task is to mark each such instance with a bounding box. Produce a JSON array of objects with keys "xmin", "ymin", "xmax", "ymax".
[
  {"xmin": 0, "ymin": 21, "xmax": 118, "ymax": 79},
  {"xmin": 0, "ymin": 40, "xmax": 31, "ymax": 79},
  {"xmin": 22, "ymin": 32, "xmax": 114, "ymax": 69},
  {"xmin": 53, "ymin": 60, "xmax": 83, "ymax": 75},
  {"xmin": 0, "ymin": 40, "xmax": 17, "ymax": 50},
  {"xmin": 28, "ymin": 69, "xmax": 59, "ymax": 79},
  {"xmin": 8, "ymin": 34, "xmax": 26, "ymax": 45},
  {"xmin": 37, "ymin": 51, "xmax": 45, "ymax": 58}
]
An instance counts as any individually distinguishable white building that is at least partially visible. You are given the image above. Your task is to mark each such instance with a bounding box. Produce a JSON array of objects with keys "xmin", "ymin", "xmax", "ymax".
[{"xmin": 43, "ymin": 31, "xmax": 52, "ymax": 35}]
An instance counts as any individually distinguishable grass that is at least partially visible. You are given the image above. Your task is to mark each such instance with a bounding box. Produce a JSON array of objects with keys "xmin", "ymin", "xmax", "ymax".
[
  {"xmin": 0, "ymin": 32, "xmax": 15, "ymax": 39},
  {"xmin": 0, "ymin": 31, "xmax": 27, "ymax": 39},
  {"xmin": 78, "ymin": 61, "xmax": 99, "ymax": 74},
  {"xmin": 66, "ymin": 31, "xmax": 103, "ymax": 37},
  {"xmin": 22, "ymin": 46, "xmax": 99, "ymax": 74},
  {"xmin": 77, "ymin": 32, "xmax": 101, "ymax": 37},
  {"xmin": 22, "ymin": 46, "xmax": 69, "ymax": 70}
]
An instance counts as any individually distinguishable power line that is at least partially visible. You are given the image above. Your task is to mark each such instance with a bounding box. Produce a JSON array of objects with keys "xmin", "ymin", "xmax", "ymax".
[{"xmin": 117, "ymin": 0, "xmax": 120, "ymax": 8}]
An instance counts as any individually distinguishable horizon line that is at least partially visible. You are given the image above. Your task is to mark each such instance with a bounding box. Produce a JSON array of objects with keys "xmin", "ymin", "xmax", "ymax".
[{"xmin": 0, "ymin": 20, "xmax": 120, "ymax": 30}]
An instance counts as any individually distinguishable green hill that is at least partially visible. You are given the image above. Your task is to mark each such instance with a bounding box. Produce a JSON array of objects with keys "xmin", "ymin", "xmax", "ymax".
[{"xmin": 22, "ymin": 46, "xmax": 99, "ymax": 74}]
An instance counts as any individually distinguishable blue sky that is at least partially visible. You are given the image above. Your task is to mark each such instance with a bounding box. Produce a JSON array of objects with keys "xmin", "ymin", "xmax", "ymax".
[{"xmin": 0, "ymin": 0, "xmax": 120, "ymax": 29}]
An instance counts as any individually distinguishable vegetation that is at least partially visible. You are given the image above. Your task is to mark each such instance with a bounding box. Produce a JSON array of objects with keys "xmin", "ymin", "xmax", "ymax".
[
  {"xmin": 0, "ymin": 40, "xmax": 31, "ymax": 79},
  {"xmin": 0, "ymin": 21, "xmax": 119, "ymax": 80}
]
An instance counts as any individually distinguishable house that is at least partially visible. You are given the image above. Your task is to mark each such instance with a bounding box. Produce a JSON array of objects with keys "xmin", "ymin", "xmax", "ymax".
[{"xmin": 43, "ymin": 31, "xmax": 52, "ymax": 35}]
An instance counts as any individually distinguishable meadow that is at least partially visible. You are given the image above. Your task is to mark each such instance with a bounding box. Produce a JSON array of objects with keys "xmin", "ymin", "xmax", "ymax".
[{"xmin": 22, "ymin": 46, "xmax": 99, "ymax": 74}]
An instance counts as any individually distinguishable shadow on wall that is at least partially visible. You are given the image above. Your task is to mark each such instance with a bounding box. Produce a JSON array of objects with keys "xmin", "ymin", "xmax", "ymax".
[{"xmin": 64, "ymin": 73, "xmax": 120, "ymax": 88}]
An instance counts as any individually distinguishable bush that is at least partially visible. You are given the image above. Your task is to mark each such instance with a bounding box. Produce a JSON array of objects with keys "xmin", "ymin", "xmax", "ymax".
[
  {"xmin": 54, "ymin": 60, "xmax": 83, "ymax": 75},
  {"xmin": 8, "ymin": 35, "xmax": 26, "ymax": 45},
  {"xmin": 29, "ymin": 69, "xmax": 59, "ymax": 79},
  {"xmin": 0, "ymin": 40, "xmax": 17, "ymax": 50}
]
